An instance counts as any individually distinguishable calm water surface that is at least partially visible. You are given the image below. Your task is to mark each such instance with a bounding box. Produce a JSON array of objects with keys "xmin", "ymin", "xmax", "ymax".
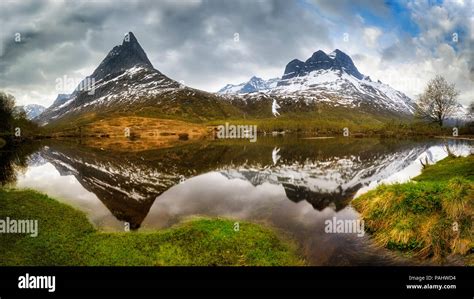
[{"xmin": 2, "ymin": 136, "xmax": 472, "ymax": 265}]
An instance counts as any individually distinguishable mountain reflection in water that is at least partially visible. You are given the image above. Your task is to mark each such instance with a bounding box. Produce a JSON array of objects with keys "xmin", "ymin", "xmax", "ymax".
[{"xmin": 3, "ymin": 136, "xmax": 472, "ymax": 265}]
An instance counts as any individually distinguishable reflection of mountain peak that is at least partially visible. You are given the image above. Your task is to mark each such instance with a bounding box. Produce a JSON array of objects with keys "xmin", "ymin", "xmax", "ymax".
[
  {"xmin": 282, "ymin": 183, "xmax": 361, "ymax": 211},
  {"xmin": 27, "ymin": 152, "xmax": 49, "ymax": 167},
  {"xmin": 41, "ymin": 147, "xmax": 163, "ymax": 229},
  {"xmin": 219, "ymin": 142, "xmax": 432, "ymax": 210},
  {"xmin": 36, "ymin": 138, "xmax": 453, "ymax": 230}
]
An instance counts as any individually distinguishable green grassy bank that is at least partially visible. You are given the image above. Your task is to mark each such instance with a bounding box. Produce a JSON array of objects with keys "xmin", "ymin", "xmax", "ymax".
[
  {"xmin": 353, "ymin": 155, "xmax": 473, "ymax": 264},
  {"xmin": 0, "ymin": 189, "xmax": 304, "ymax": 266}
]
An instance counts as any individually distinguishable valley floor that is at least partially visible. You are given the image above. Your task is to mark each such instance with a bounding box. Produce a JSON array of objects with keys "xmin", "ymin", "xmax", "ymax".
[
  {"xmin": 0, "ymin": 189, "xmax": 304, "ymax": 266},
  {"xmin": 39, "ymin": 105, "xmax": 473, "ymax": 144},
  {"xmin": 353, "ymin": 155, "xmax": 474, "ymax": 265},
  {"xmin": 47, "ymin": 116, "xmax": 213, "ymax": 151}
]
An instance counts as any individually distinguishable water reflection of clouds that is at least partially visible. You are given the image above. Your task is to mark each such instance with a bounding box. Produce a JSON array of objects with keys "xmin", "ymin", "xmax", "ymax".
[
  {"xmin": 142, "ymin": 171, "xmax": 387, "ymax": 265},
  {"xmin": 15, "ymin": 163, "xmax": 123, "ymax": 230},
  {"xmin": 143, "ymin": 171, "xmax": 346, "ymax": 231},
  {"xmin": 10, "ymin": 139, "xmax": 473, "ymax": 265}
]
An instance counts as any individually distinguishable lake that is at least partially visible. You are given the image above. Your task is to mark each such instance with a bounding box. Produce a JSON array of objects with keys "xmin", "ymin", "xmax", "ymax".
[{"xmin": 1, "ymin": 136, "xmax": 473, "ymax": 265}]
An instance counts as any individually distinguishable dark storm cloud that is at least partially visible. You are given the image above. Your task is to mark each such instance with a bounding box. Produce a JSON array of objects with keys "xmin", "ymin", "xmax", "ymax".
[
  {"xmin": 0, "ymin": 0, "xmax": 334, "ymax": 105},
  {"xmin": 2, "ymin": 0, "xmax": 471, "ymax": 106},
  {"xmin": 310, "ymin": 0, "xmax": 390, "ymax": 21}
]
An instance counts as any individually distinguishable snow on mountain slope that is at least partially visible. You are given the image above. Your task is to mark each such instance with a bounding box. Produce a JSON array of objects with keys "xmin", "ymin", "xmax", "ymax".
[
  {"xmin": 444, "ymin": 103, "xmax": 474, "ymax": 125},
  {"xmin": 36, "ymin": 32, "xmax": 181, "ymax": 125},
  {"xmin": 65, "ymin": 65, "xmax": 179, "ymax": 113},
  {"xmin": 218, "ymin": 141, "xmax": 473, "ymax": 210},
  {"xmin": 271, "ymin": 68, "xmax": 416, "ymax": 114},
  {"xmin": 15, "ymin": 104, "xmax": 46, "ymax": 119},
  {"xmin": 218, "ymin": 76, "xmax": 279, "ymax": 94},
  {"xmin": 219, "ymin": 49, "xmax": 417, "ymax": 115},
  {"xmin": 37, "ymin": 32, "xmax": 241, "ymax": 126},
  {"xmin": 218, "ymin": 144, "xmax": 428, "ymax": 208}
]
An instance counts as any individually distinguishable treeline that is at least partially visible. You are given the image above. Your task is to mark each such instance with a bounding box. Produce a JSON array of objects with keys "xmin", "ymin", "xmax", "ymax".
[{"xmin": 0, "ymin": 91, "xmax": 40, "ymax": 147}]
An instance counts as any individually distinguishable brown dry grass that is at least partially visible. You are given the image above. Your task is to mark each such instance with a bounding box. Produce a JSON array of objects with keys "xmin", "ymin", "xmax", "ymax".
[{"xmin": 56, "ymin": 117, "xmax": 212, "ymax": 152}]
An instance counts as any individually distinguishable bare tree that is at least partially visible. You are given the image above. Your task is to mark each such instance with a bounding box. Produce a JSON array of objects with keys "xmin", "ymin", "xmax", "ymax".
[{"xmin": 415, "ymin": 75, "xmax": 459, "ymax": 126}]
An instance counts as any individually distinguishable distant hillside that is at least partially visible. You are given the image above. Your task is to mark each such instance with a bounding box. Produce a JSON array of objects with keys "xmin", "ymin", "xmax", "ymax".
[
  {"xmin": 219, "ymin": 49, "xmax": 416, "ymax": 117},
  {"xmin": 15, "ymin": 104, "xmax": 46, "ymax": 119}
]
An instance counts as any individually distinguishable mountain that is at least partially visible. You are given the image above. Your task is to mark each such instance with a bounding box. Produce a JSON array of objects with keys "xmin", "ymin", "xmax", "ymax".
[
  {"xmin": 37, "ymin": 32, "xmax": 240, "ymax": 127},
  {"xmin": 219, "ymin": 141, "xmax": 431, "ymax": 211},
  {"xmin": 218, "ymin": 76, "xmax": 279, "ymax": 94},
  {"xmin": 15, "ymin": 104, "xmax": 46, "ymax": 119},
  {"xmin": 46, "ymin": 94, "xmax": 71, "ymax": 111},
  {"xmin": 444, "ymin": 103, "xmax": 474, "ymax": 126},
  {"xmin": 219, "ymin": 49, "xmax": 416, "ymax": 117},
  {"xmin": 89, "ymin": 31, "xmax": 154, "ymax": 82},
  {"xmin": 280, "ymin": 49, "xmax": 364, "ymax": 82}
]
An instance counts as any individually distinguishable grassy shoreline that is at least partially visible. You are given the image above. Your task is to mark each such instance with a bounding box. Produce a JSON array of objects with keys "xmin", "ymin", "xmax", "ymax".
[
  {"xmin": 0, "ymin": 189, "xmax": 305, "ymax": 266},
  {"xmin": 353, "ymin": 155, "xmax": 473, "ymax": 264},
  {"xmin": 39, "ymin": 109, "xmax": 473, "ymax": 139}
]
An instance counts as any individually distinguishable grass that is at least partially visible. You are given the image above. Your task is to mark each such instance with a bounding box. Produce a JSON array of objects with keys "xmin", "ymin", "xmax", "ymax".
[
  {"xmin": 0, "ymin": 189, "xmax": 305, "ymax": 266},
  {"xmin": 353, "ymin": 155, "xmax": 473, "ymax": 264},
  {"xmin": 414, "ymin": 155, "xmax": 474, "ymax": 182},
  {"xmin": 48, "ymin": 116, "xmax": 212, "ymax": 152},
  {"xmin": 206, "ymin": 117, "xmax": 453, "ymax": 138},
  {"xmin": 39, "ymin": 98, "xmax": 462, "ymax": 138}
]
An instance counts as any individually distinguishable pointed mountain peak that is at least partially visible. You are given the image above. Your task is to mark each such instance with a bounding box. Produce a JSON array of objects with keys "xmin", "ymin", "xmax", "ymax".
[
  {"xmin": 90, "ymin": 32, "xmax": 154, "ymax": 81},
  {"xmin": 330, "ymin": 49, "xmax": 363, "ymax": 79},
  {"xmin": 123, "ymin": 32, "xmax": 138, "ymax": 45}
]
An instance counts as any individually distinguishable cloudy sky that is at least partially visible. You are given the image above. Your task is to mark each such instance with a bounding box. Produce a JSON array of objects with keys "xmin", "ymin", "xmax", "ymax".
[{"xmin": 0, "ymin": 0, "xmax": 472, "ymax": 107}]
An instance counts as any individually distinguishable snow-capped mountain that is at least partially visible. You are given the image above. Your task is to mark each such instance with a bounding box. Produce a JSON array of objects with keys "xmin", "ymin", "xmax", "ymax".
[
  {"xmin": 219, "ymin": 49, "xmax": 416, "ymax": 116},
  {"xmin": 31, "ymin": 138, "xmax": 430, "ymax": 228},
  {"xmin": 280, "ymin": 49, "xmax": 364, "ymax": 82},
  {"xmin": 219, "ymin": 144, "xmax": 429, "ymax": 210},
  {"xmin": 15, "ymin": 104, "xmax": 46, "ymax": 119},
  {"xmin": 37, "ymin": 32, "xmax": 239, "ymax": 126},
  {"xmin": 46, "ymin": 94, "xmax": 71, "ymax": 111},
  {"xmin": 36, "ymin": 32, "xmax": 179, "ymax": 125},
  {"xmin": 218, "ymin": 76, "xmax": 279, "ymax": 94},
  {"xmin": 444, "ymin": 103, "xmax": 474, "ymax": 126}
]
